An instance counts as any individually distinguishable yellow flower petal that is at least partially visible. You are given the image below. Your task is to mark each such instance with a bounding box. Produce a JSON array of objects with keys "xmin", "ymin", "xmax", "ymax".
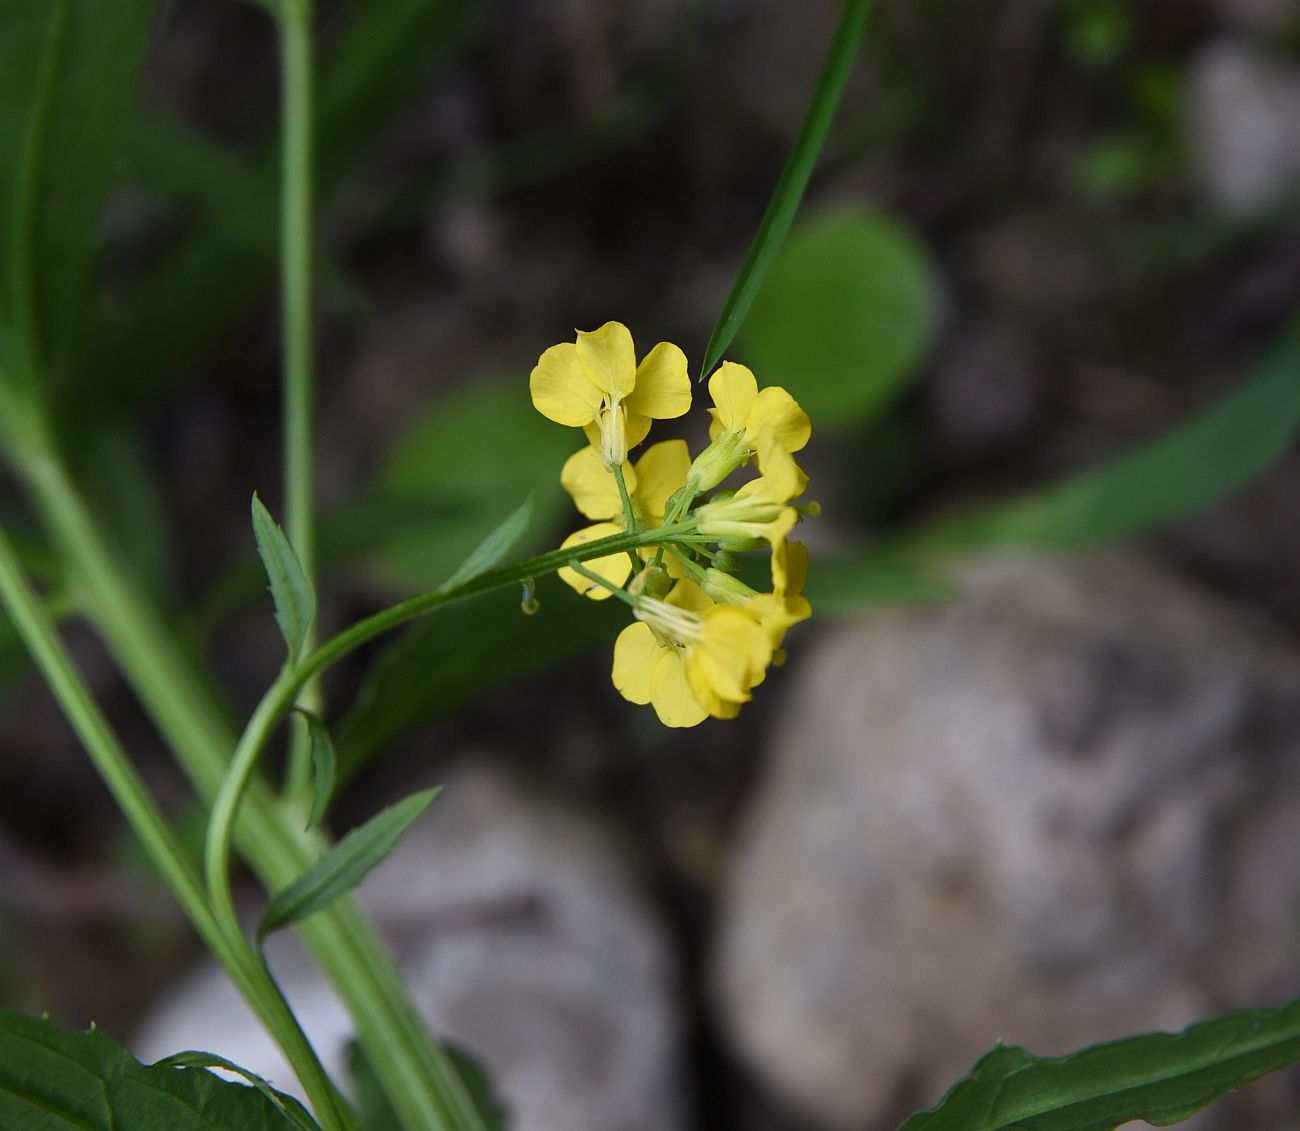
[
  {"xmin": 625, "ymin": 412, "xmax": 653, "ymax": 452},
  {"xmin": 530, "ymin": 342, "xmax": 603, "ymax": 426},
  {"xmin": 707, "ymin": 362, "xmax": 757, "ymax": 435},
  {"xmin": 687, "ymin": 606, "xmax": 771, "ymax": 703},
  {"xmin": 561, "ymin": 445, "xmax": 635, "ymax": 521},
  {"xmin": 773, "ymin": 540, "xmax": 809, "ymax": 597},
  {"xmin": 667, "ymin": 577, "xmax": 712, "ymax": 614},
  {"xmin": 612, "ymin": 622, "xmax": 662, "ymax": 705},
  {"xmin": 557, "ymin": 522, "xmax": 631, "ymax": 600},
  {"xmin": 649, "ymin": 650, "xmax": 709, "ymax": 727},
  {"xmin": 627, "ymin": 342, "xmax": 691, "ymax": 421},
  {"xmin": 576, "ymin": 321, "xmax": 637, "ymax": 397},
  {"xmin": 745, "ymin": 385, "xmax": 811, "ymax": 453},
  {"xmin": 631, "ymin": 439, "xmax": 691, "ymax": 522},
  {"xmin": 752, "ymin": 429, "xmax": 803, "ymax": 503}
]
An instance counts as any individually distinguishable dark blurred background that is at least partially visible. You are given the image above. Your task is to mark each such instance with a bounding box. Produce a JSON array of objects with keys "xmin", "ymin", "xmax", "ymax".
[{"xmin": 3, "ymin": 1, "xmax": 1300, "ymax": 1128}]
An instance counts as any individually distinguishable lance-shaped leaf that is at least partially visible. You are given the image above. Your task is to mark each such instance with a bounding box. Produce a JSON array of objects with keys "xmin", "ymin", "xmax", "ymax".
[
  {"xmin": 154, "ymin": 1051, "xmax": 322, "ymax": 1131},
  {"xmin": 0, "ymin": 1011, "xmax": 310, "ymax": 1130},
  {"xmin": 442, "ymin": 495, "xmax": 534, "ymax": 589},
  {"xmin": 700, "ymin": 0, "xmax": 872, "ymax": 378},
  {"xmin": 251, "ymin": 493, "xmax": 316, "ymax": 664},
  {"xmin": 258, "ymin": 787, "xmax": 441, "ymax": 940},
  {"xmin": 898, "ymin": 994, "xmax": 1300, "ymax": 1130}
]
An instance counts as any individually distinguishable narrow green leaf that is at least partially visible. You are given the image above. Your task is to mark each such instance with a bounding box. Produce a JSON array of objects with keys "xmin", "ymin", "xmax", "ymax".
[
  {"xmin": 443, "ymin": 495, "xmax": 535, "ymax": 589},
  {"xmin": 898, "ymin": 995, "xmax": 1300, "ymax": 1131},
  {"xmin": 0, "ymin": 1011, "xmax": 306, "ymax": 1130},
  {"xmin": 0, "ymin": 0, "xmax": 157, "ymax": 385},
  {"xmin": 892, "ymin": 310, "xmax": 1300, "ymax": 558},
  {"xmin": 699, "ymin": 0, "xmax": 872, "ymax": 378},
  {"xmin": 737, "ymin": 205, "xmax": 942, "ymax": 425},
  {"xmin": 258, "ymin": 788, "xmax": 441, "ymax": 940},
  {"xmin": 250, "ymin": 493, "xmax": 316, "ymax": 664},
  {"xmin": 293, "ymin": 709, "xmax": 337, "ymax": 831},
  {"xmin": 154, "ymin": 1052, "xmax": 323, "ymax": 1131}
]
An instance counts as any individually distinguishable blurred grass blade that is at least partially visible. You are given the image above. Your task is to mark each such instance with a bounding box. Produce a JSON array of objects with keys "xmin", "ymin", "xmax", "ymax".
[
  {"xmin": 443, "ymin": 495, "xmax": 534, "ymax": 588},
  {"xmin": 699, "ymin": 0, "xmax": 872, "ymax": 379},
  {"xmin": 0, "ymin": 0, "xmax": 156, "ymax": 386},
  {"xmin": 251, "ymin": 493, "xmax": 316, "ymax": 664},
  {"xmin": 294, "ymin": 709, "xmax": 337, "ymax": 830},
  {"xmin": 898, "ymin": 995, "xmax": 1300, "ymax": 1131},
  {"xmin": 889, "ymin": 311, "xmax": 1300, "ymax": 558},
  {"xmin": 258, "ymin": 788, "xmax": 441, "ymax": 940}
]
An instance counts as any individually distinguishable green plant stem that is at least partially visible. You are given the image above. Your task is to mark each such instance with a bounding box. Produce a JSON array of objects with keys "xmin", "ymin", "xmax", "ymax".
[
  {"xmin": 568, "ymin": 562, "xmax": 638, "ymax": 607},
  {"xmin": 278, "ymin": 0, "xmax": 321, "ymax": 808},
  {"xmin": 611, "ymin": 462, "xmax": 642, "ymax": 574},
  {"xmin": 13, "ymin": 447, "xmax": 481, "ymax": 1131},
  {"xmin": 0, "ymin": 524, "xmax": 352, "ymax": 1131}
]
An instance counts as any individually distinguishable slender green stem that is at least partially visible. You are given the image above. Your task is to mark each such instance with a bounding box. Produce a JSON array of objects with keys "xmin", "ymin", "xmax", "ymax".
[
  {"xmin": 278, "ymin": 0, "xmax": 321, "ymax": 806},
  {"xmin": 569, "ymin": 563, "xmax": 638, "ymax": 607},
  {"xmin": 611, "ymin": 462, "xmax": 642, "ymax": 574},
  {"xmin": 0, "ymin": 525, "xmax": 352, "ymax": 1131}
]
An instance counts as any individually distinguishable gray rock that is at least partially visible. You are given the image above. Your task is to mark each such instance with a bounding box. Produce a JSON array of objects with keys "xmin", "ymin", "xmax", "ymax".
[
  {"xmin": 134, "ymin": 763, "xmax": 685, "ymax": 1131},
  {"xmin": 1213, "ymin": 0, "xmax": 1298, "ymax": 34},
  {"xmin": 1187, "ymin": 41, "xmax": 1300, "ymax": 214},
  {"xmin": 712, "ymin": 554, "xmax": 1300, "ymax": 1130}
]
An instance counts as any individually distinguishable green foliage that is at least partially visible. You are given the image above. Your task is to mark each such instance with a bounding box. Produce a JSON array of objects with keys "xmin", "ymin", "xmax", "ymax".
[
  {"xmin": 154, "ymin": 1052, "xmax": 322, "ymax": 1131},
  {"xmin": 0, "ymin": 1011, "xmax": 315, "ymax": 1130},
  {"xmin": 348, "ymin": 1039, "xmax": 508, "ymax": 1131},
  {"xmin": 251, "ymin": 493, "xmax": 317, "ymax": 665},
  {"xmin": 700, "ymin": 0, "xmax": 873, "ymax": 378},
  {"xmin": 887, "ymin": 312, "xmax": 1300, "ymax": 559},
  {"xmin": 443, "ymin": 495, "xmax": 535, "ymax": 589},
  {"xmin": 0, "ymin": 0, "xmax": 156, "ymax": 387},
  {"xmin": 738, "ymin": 204, "xmax": 941, "ymax": 425},
  {"xmin": 295, "ymin": 709, "xmax": 338, "ymax": 831},
  {"xmin": 258, "ymin": 787, "xmax": 441, "ymax": 940},
  {"xmin": 899, "ymin": 995, "xmax": 1300, "ymax": 1130},
  {"xmin": 365, "ymin": 381, "xmax": 571, "ymax": 588}
]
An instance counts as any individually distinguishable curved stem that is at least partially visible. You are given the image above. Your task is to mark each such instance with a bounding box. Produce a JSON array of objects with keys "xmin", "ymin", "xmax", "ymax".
[{"xmin": 610, "ymin": 462, "xmax": 642, "ymax": 574}]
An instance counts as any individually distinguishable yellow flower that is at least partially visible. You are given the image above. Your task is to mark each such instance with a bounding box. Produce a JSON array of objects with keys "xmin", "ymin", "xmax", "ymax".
[
  {"xmin": 688, "ymin": 361, "xmax": 810, "ymax": 490},
  {"xmin": 612, "ymin": 580, "xmax": 773, "ymax": 727},
  {"xmin": 747, "ymin": 540, "xmax": 812, "ymax": 653},
  {"xmin": 693, "ymin": 428, "xmax": 805, "ymax": 552},
  {"xmin": 530, "ymin": 322, "xmax": 691, "ymax": 468},
  {"xmin": 556, "ymin": 439, "xmax": 690, "ymax": 600}
]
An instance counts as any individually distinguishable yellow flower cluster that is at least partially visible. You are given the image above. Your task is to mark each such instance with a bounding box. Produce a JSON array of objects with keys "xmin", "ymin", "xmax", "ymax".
[{"xmin": 530, "ymin": 321, "xmax": 813, "ymax": 728}]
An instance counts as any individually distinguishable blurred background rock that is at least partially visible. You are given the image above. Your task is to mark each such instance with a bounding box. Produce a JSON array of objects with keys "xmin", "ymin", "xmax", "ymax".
[{"xmin": 3, "ymin": 0, "xmax": 1300, "ymax": 1128}]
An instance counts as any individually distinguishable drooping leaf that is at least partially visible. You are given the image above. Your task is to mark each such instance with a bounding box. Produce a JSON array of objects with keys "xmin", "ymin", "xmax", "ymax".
[
  {"xmin": 250, "ymin": 493, "xmax": 316, "ymax": 664},
  {"xmin": 700, "ymin": 0, "xmax": 873, "ymax": 378},
  {"xmin": 897, "ymin": 994, "xmax": 1300, "ymax": 1131},
  {"xmin": 0, "ymin": 1011, "xmax": 309, "ymax": 1130},
  {"xmin": 153, "ymin": 1052, "xmax": 322, "ymax": 1131},
  {"xmin": 0, "ymin": 0, "xmax": 157, "ymax": 386},
  {"xmin": 738, "ymin": 205, "xmax": 942, "ymax": 425},
  {"xmin": 347, "ymin": 1038, "xmax": 508, "ymax": 1131},
  {"xmin": 443, "ymin": 495, "xmax": 535, "ymax": 589},
  {"xmin": 258, "ymin": 788, "xmax": 441, "ymax": 940},
  {"xmin": 293, "ymin": 709, "xmax": 338, "ymax": 831}
]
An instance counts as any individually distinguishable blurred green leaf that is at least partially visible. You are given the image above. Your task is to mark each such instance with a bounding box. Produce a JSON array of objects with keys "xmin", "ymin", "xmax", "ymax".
[
  {"xmin": 898, "ymin": 994, "xmax": 1300, "ymax": 1131},
  {"xmin": 258, "ymin": 787, "xmax": 441, "ymax": 940},
  {"xmin": 365, "ymin": 380, "xmax": 572, "ymax": 588},
  {"xmin": 0, "ymin": 0, "xmax": 156, "ymax": 386},
  {"xmin": 0, "ymin": 1011, "xmax": 311, "ymax": 1130},
  {"xmin": 295, "ymin": 709, "xmax": 338, "ymax": 830},
  {"xmin": 153, "ymin": 1052, "xmax": 322, "ymax": 1131},
  {"xmin": 890, "ymin": 311, "xmax": 1300, "ymax": 558},
  {"xmin": 806, "ymin": 554, "xmax": 956, "ymax": 612},
  {"xmin": 738, "ymin": 204, "xmax": 942, "ymax": 424},
  {"xmin": 348, "ymin": 1038, "xmax": 507, "ymax": 1131},
  {"xmin": 251, "ymin": 493, "xmax": 316, "ymax": 664},
  {"xmin": 701, "ymin": 0, "xmax": 873, "ymax": 378},
  {"xmin": 1060, "ymin": 0, "xmax": 1133, "ymax": 71},
  {"xmin": 337, "ymin": 579, "xmax": 621, "ymax": 777}
]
